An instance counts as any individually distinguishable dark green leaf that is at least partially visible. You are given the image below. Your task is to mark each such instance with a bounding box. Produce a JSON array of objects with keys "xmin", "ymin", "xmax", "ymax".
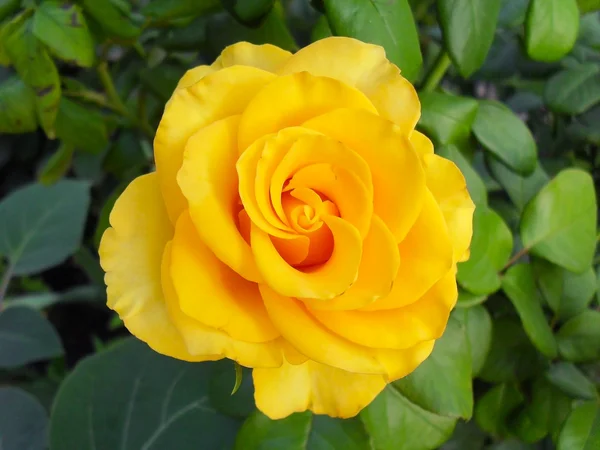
[
  {"xmin": 546, "ymin": 362, "xmax": 598, "ymax": 400},
  {"xmin": 578, "ymin": 0, "xmax": 600, "ymax": 12},
  {"xmin": 32, "ymin": 1, "xmax": 95, "ymax": 67},
  {"xmin": 438, "ymin": 0, "xmax": 502, "ymax": 77},
  {"xmin": 418, "ymin": 92, "xmax": 479, "ymax": 145},
  {"xmin": 55, "ymin": 98, "xmax": 108, "ymax": 154},
  {"xmin": 324, "ymin": 0, "xmax": 422, "ymax": 81},
  {"xmin": 0, "ymin": 76, "xmax": 37, "ymax": 134},
  {"xmin": 502, "ymin": 264, "xmax": 558, "ymax": 358},
  {"xmin": 143, "ymin": 0, "xmax": 221, "ymax": 20},
  {"xmin": 0, "ymin": 306, "xmax": 63, "ymax": 368},
  {"xmin": 0, "ymin": 387, "xmax": 48, "ymax": 450},
  {"xmin": 361, "ymin": 385, "xmax": 456, "ymax": 450},
  {"xmin": 38, "ymin": 143, "xmax": 74, "ymax": 185},
  {"xmin": 475, "ymin": 383, "xmax": 524, "ymax": 436},
  {"xmin": 209, "ymin": 360, "xmax": 254, "ymax": 418},
  {"xmin": 452, "ymin": 305, "xmax": 493, "ymax": 376},
  {"xmin": 556, "ymin": 310, "xmax": 600, "ymax": 362},
  {"xmin": 557, "ymin": 401, "xmax": 600, "ymax": 450},
  {"xmin": 162, "ymin": 16, "xmax": 208, "ymax": 50},
  {"xmin": 222, "ymin": 0, "xmax": 274, "ymax": 24},
  {"xmin": 81, "ymin": 0, "xmax": 140, "ymax": 39},
  {"xmin": 545, "ymin": 64, "xmax": 600, "ymax": 114},
  {"xmin": 49, "ymin": 338, "xmax": 240, "ymax": 450},
  {"xmin": 311, "ymin": 15, "xmax": 332, "ymax": 42},
  {"xmin": 472, "ymin": 100, "xmax": 537, "ymax": 175},
  {"xmin": 437, "ymin": 145, "xmax": 487, "ymax": 205},
  {"xmin": 0, "ymin": 180, "xmax": 90, "ymax": 275},
  {"xmin": 521, "ymin": 169, "xmax": 597, "ymax": 273},
  {"xmin": 457, "ymin": 206, "xmax": 513, "ymax": 295},
  {"xmin": 498, "ymin": 0, "xmax": 530, "ymax": 28},
  {"xmin": 526, "ymin": 0, "xmax": 580, "ymax": 62},
  {"xmin": 440, "ymin": 421, "xmax": 486, "ymax": 450},
  {"xmin": 0, "ymin": 0, "xmax": 19, "ymax": 22}
]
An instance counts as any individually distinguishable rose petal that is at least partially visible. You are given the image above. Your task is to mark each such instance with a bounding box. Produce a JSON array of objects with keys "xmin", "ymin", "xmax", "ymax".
[{"xmin": 212, "ymin": 42, "xmax": 292, "ymax": 72}]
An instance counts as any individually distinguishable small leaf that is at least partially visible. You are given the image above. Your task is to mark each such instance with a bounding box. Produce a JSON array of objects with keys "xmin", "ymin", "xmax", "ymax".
[
  {"xmin": 472, "ymin": 100, "xmax": 537, "ymax": 175},
  {"xmin": 418, "ymin": 92, "xmax": 479, "ymax": 146},
  {"xmin": 143, "ymin": 0, "xmax": 220, "ymax": 20},
  {"xmin": 457, "ymin": 206, "xmax": 513, "ymax": 295},
  {"xmin": 526, "ymin": 0, "xmax": 580, "ymax": 62},
  {"xmin": 475, "ymin": 383, "xmax": 524, "ymax": 437},
  {"xmin": 0, "ymin": 306, "xmax": 64, "ymax": 369},
  {"xmin": 556, "ymin": 310, "xmax": 600, "ymax": 362},
  {"xmin": 452, "ymin": 305, "xmax": 493, "ymax": 376},
  {"xmin": 557, "ymin": 402, "xmax": 600, "ymax": 450},
  {"xmin": 0, "ymin": 387, "xmax": 48, "ymax": 450},
  {"xmin": 231, "ymin": 361, "xmax": 243, "ymax": 395},
  {"xmin": 81, "ymin": 0, "xmax": 140, "ymax": 39},
  {"xmin": 0, "ymin": 180, "xmax": 90, "ymax": 275},
  {"xmin": 546, "ymin": 362, "xmax": 598, "ymax": 400},
  {"xmin": 323, "ymin": 0, "xmax": 422, "ymax": 81},
  {"xmin": 438, "ymin": 0, "xmax": 502, "ymax": 77},
  {"xmin": 437, "ymin": 145, "xmax": 488, "ymax": 206},
  {"xmin": 521, "ymin": 169, "xmax": 597, "ymax": 273},
  {"xmin": 38, "ymin": 143, "xmax": 75, "ymax": 186},
  {"xmin": 502, "ymin": 264, "xmax": 558, "ymax": 358},
  {"xmin": 545, "ymin": 64, "xmax": 600, "ymax": 115},
  {"xmin": 0, "ymin": 76, "xmax": 37, "ymax": 134},
  {"xmin": 32, "ymin": 1, "xmax": 95, "ymax": 67},
  {"xmin": 55, "ymin": 98, "xmax": 108, "ymax": 154}
]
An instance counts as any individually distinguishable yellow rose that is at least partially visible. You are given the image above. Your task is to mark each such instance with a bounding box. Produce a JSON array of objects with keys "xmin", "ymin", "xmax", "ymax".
[{"xmin": 99, "ymin": 37, "xmax": 475, "ymax": 419}]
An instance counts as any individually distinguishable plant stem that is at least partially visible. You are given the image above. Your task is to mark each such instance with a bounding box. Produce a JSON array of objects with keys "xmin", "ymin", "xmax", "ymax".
[
  {"xmin": 0, "ymin": 263, "xmax": 14, "ymax": 309},
  {"xmin": 422, "ymin": 51, "xmax": 452, "ymax": 92},
  {"xmin": 502, "ymin": 247, "xmax": 530, "ymax": 271}
]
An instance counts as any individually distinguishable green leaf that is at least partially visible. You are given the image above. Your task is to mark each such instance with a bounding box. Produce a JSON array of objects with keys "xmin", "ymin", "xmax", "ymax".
[
  {"xmin": 502, "ymin": 264, "xmax": 558, "ymax": 358},
  {"xmin": 440, "ymin": 421, "xmax": 486, "ymax": 450},
  {"xmin": 533, "ymin": 258, "xmax": 597, "ymax": 321},
  {"xmin": 49, "ymin": 338, "xmax": 240, "ymax": 450},
  {"xmin": 311, "ymin": 15, "xmax": 332, "ymax": 42},
  {"xmin": 557, "ymin": 402, "xmax": 600, "ymax": 450},
  {"xmin": 418, "ymin": 92, "xmax": 479, "ymax": 146},
  {"xmin": 521, "ymin": 169, "xmax": 597, "ymax": 273},
  {"xmin": 472, "ymin": 100, "xmax": 537, "ymax": 175},
  {"xmin": 438, "ymin": 0, "xmax": 502, "ymax": 77},
  {"xmin": 0, "ymin": 76, "xmax": 37, "ymax": 134},
  {"xmin": 361, "ymin": 386, "xmax": 456, "ymax": 450},
  {"xmin": 81, "ymin": 0, "xmax": 140, "ymax": 39},
  {"xmin": 0, "ymin": 0, "xmax": 20, "ymax": 22},
  {"xmin": 479, "ymin": 316, "xmax": 545, "ymax": 383},
  {"xmin": 323, "ymin": 0, "xmax": 422, "ymax": 81},
  {"xmin": 0, "ymin": 306, "xmax": 63, "ymax": 368},
  {"xmin": 236, "ymin": 411, "xmax": 372, "ymax": 450},
  {"xmin": 578, "ymin": 0, "xmax": 600, "ymax": 13},
  {"xmin": 222, "ymin": 0, "xmax": 275, "ymax": 24},
  {"xmin": 0, "ymin": 180, "xmax": 90, "ymax": 275},
  {"xmin": 526, "ymin": 0, "xmax": 580, "ymax": 62},
  {"xmin": 544, "ymin": 64, "xmax": 600, "ymax": 115},
  {"xmin": 55, "ymin": 98, "xmax": 108, "ymax": 154},
  {"xmin": 437, "ymin": 145, "xmax": 487, "ymax": 206},
  {"xmin": 452, "ymin": 305, "xmax": 493, "ymax": 376},
  {"xmin": 394, "ymin": 318, "xmax": 473, "ymax": 419},
  {"xmin": 475, "ymin": 383, "xmax": 524, "ymax": 436},
  {"xmin": 487, "ymin": 156, "xmax": 548, "ymax": 212},
  {"xmin": 456, "ymin": 289, "xmax": 488, "ymax": 308},
  {"xmin": 498, "ymin": 0, "xmax": 530, "ymax": 28},
  {"xmin": 5, "ymin": 18, "xmax": 61, "ymax": 138},
  {"xmin": 38, "ymin": 143, "xmax": 75, "ymax": 185},
  {"xmin": 556, "ymin": 310, "xmax": 600, "ymax": 362},
  {"xmin": 143, "ymin": 0, "xmax": 221, "ymax": 20},
  {"xmin": 32, "ymin": 1, "xmax": 95, "ymax": 67},
  {"xmin": 0, "ymin": 387, "xmax": 48, "ymax": 450},
  {"xmin": 457, "ymin": 206, "xmax": 513, "ymax": 295},
  {"xmin": 546, "ymin": 362, "xmax": 598, "ymax": 400},
  {"xmin": 209, "ymin": 360, "xmax": 254, "ymax": 418}
]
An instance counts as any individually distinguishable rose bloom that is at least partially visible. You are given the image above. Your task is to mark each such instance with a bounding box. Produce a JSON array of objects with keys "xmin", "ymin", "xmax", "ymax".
[{"xmin": 99, "ymin": 37, "xmax": 474, "ymax": 419}]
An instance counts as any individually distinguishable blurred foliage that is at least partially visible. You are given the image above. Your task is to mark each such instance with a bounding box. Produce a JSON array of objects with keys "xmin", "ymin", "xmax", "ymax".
[{"xmin": 0, "ymin": 0, "xmax": 599, "ymax": 449}]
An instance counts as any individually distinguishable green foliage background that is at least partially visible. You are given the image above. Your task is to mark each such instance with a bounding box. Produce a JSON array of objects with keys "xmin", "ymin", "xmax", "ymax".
[{"xmin": 0, "ymin": 0, "xmax": 599, "ymax": 449}]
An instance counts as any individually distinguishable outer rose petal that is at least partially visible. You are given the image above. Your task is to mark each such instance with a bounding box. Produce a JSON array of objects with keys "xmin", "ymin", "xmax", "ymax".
[
  {"xmin": 154, "ymin": 65, "xmax": 276, "ymax": 223},
  {"xmin": 170, "ymin": 211, "xmax": 279, "ymax": 343},
  {"xmin": 253, "ymin": 360, "xmax": 386, "ymax": 419},
  {"xmin": 176, "ymin": 66, "xmax": 214, "ymax": 90},
  {"xmin": 99, "ymin": 173, "xmax": 203, "ymax": 361},
  {"xmin": 278, "ymin": 37, "xmax": 420, "ymax": 132},
  {"xmin": 212, "ymin": 42, "xmax": 292, "ymax": 72},
  {"xmin": 410, "ymin": 130, "xmax": 434, "ymax": 159}
]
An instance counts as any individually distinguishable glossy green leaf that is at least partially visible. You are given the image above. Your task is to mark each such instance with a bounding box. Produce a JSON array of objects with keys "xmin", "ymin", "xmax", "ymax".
[
  {"xmin": 38, "ymin": 143, "xmax": 75, "ymax": 186},
  {"xmin": 55, "ymin": 98, "xmax": 108, "ymax": 154},
  {"xmin": 521, "ymin": 169, "xmax": 597, "ymax": 273},
  {"xmin": 236, "ymin": 411, "xmax": 371, "ymax": 450},
  {"xmin": 546, "ymin": 362, "xmax": 598, "ymax": 400},
  {"xmin": 32, "ymin": 1, "xmax": 95, "ymax": 67},
  {"xmin": 394, "ymin": 318, "xmax": 473, "ymax": 419},
  {"xmin": 437, "ymin": 145, "xmax": 487, "ymax": 205},
  {"xmin": 438, "ymin": 0, "xmax": 502, "ymax": 77},
  {"xmin": 526, "ymin": 0, "xmax": 580, "ymax": 62},
  {"xmin": 472, "ymin": 100, "xmax": 537, "ymax": 175},
  {"xmin": 49, "ymin": 338, "xmax": 240, "ymax": 450},
  {"xmin": 475, "ymin": 383, "xmax": 524, "ymax": 436},
  {"xmin": 545, "ymin": 64, "xmax": 600, "ymax": 115},
  {"xmin": 0, "ymin": 387, "xmax": 48, "ymax": 450},
  {"xmin": 578, "ymin": 0, "xmax": 600, "ymax": 13},
  {"xmin": 556, "ymin": 310, "xmax": 600, "ymax": 362},
  {"xmin": 533, "ymin": 258, "xmax": 597, "ymax": 321},
  {"xmin": 0, "ymin": 306, "xmax": 63, "ymax": 368},
  {"xmin": 557, "ymin": 402, "xmax": 600, "ymax": 450},
  {"xmin": 502, "ymin": 264, "xmax": 558, "ymax": 358},
  {"xmin": 81, "ymin": 0, "xmax": 141, "ymax": 39},
  {"xmin": 457, "ymin": 206, "xmax": 513, "ymax": 295},
  {"xmin": 323, "ymin": 0, "xmax": 422, "ymax": 81},
  {"xmin": 0, "ymin": 180, "xmax": 90, "ymax": 275},
  {"xmin": 361, "ymin": 386, "xmax": 456, "ymax": 450},
  {"xmin": 452, "ymin": 305, "xmax": 493, "ymax": 376},
  {"xmin": 418, "ymin": 92, "xmax": 479, "ymax": 145},
  {"xmin": 222, "ymin": 0, "xmax": 274, "ymax": 24},
  {"xmin": 143, "ymin": 0, "xmax": 221, "ymax": 20},
  {"xmin": 0, "ymin": 76, "xmax": 37, "ymax": 134}
]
